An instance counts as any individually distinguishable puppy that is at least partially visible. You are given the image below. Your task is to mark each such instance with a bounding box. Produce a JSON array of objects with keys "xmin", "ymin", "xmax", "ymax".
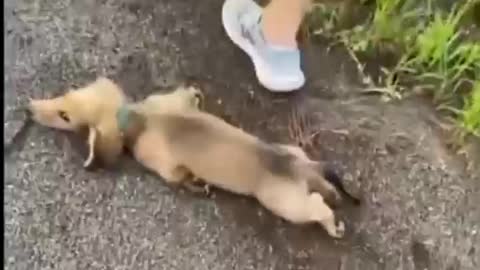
[
  {"xmin": 28, "ymin": 77, "xmax": 127, "ymax": 167},
  {"xmin": 116, "ymin": 106, "xmax": 359, "ymax": 238}
]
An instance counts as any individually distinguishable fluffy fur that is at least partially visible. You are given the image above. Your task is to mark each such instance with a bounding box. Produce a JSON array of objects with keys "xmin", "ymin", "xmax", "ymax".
[{"xmin": 117, "ymin": 105, "xmax": 359, "ymax": 238}]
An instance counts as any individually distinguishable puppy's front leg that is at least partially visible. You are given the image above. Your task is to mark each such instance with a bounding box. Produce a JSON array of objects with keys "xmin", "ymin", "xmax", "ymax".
[{"xmin": 307, "ymin": 193, "xmax": 345, "ymax": 238}]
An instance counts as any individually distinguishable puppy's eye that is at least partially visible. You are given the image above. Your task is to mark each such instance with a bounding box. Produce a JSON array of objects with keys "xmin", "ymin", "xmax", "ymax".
[{"xmin": 58, "ymin": 111, "xmax": 70, "ymax": 122}]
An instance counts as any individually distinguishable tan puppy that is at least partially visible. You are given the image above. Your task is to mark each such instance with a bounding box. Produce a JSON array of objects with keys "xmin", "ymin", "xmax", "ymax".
[{"xmin": 117, "ymin": 106, "xmax": 359, "ymax": 238}]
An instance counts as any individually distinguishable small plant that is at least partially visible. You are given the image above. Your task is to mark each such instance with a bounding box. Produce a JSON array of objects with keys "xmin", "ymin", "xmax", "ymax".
[
  {"xmin": 369, "ymin": 0, "xmax": 424, "ymax": 49},
  {"xmin": 460, "ymin": 81, "xmax": 480, "ymax": 138},
  {"xmin": 329, "ymin": 0, "xmax": 431, "ymax": 98},
  {"xmin": 334, "ymin": 0, "xmax": 427, "ymax": 54},
  {"xmin": 307, "ymin": 3, "xmax": 340, "ymax": 37}
]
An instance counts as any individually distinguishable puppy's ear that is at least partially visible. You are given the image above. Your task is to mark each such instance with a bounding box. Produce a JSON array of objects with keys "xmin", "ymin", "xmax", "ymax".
[
  {"xmin": 83, "ymin": 126, "xmax": 123, "ymax": 170},
  {"xmin": 321, "ymin": 164, "xmax": 361, "ymax": 206},
  {"xmin": 83, "ymin": 126, "xmax": 98, "ymax": 169}
]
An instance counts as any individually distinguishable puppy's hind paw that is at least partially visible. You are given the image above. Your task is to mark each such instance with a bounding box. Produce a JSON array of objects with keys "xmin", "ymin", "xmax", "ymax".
[{"xmin": 335, "ymin": 221, "xmax": 345, "ymax": 238}]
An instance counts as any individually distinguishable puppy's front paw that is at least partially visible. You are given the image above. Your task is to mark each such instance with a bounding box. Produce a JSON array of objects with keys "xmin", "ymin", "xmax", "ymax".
[{"xmin": 328, "ymin": 221, "xmax": 345, "ymax": 239}]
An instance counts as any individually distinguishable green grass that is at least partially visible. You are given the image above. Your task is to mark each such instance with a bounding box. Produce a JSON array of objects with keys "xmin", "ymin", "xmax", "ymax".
[
  {"xmin": 309, "ymin": 0, "xmax": 480, "ymax": 141},
  {"xmin": 402, "ymin": 1, "xmax": 479, "ymax": 103},
  {"xmin": 459, "ymin": 81, "xmax": 480, "ymax": 138}
]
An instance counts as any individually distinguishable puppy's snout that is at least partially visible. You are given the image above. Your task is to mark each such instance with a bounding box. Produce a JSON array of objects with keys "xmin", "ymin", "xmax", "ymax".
[
  {"xmin": 24, "ymin": 105, "xmax": 33, "ymax": 118},
  {"xmin": 26, "ymin": 98, "xmax": 40, "ymax": 115},
  {"xmin": 19, "ymin": 99, "xmax": 34, "ymax": 118}
]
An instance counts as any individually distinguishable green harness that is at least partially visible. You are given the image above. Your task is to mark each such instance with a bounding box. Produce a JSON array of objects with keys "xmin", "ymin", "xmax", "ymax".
[{"xmin": 116, "ymin": 105, "xmax": 132, "ymax": 132}]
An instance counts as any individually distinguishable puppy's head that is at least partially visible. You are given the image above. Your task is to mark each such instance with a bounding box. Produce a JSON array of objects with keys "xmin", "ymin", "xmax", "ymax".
[
  {"xmin": 28, "ymin": 92, "xmax": 87, "ymax": 131},
  {"xmin": 28, "ymin": 77, "xmax": 127, "ymax": 169},
  {"xmin": 28, "ymin": 77, "xmax": 126, "ymax": 131}
]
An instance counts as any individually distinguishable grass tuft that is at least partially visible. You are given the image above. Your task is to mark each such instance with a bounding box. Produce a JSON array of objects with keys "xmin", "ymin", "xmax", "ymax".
[{"xmin": 309, "ymin": 0, "xmax": 480, "ymax": 141}]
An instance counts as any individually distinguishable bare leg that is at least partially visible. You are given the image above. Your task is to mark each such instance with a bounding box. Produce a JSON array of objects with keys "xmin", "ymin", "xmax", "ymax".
[{"xmin": 262, "ymin": 0, "xmax": 309, "ymax": 48}]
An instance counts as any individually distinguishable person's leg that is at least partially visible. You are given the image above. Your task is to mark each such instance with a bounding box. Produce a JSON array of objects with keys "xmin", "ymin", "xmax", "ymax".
[
  {"xmin": 262, "ymin": 0, "xmax": 307, "ymax": 48},
  {"xmin": 222, "ymin": 0, "xmax": 308, "ymax": 92}
]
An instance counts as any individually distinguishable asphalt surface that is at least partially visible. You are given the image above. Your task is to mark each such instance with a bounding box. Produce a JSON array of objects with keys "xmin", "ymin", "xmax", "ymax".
[{"xmin": 4, "ymin": 0, "xmax": 480, "ymax": 269}]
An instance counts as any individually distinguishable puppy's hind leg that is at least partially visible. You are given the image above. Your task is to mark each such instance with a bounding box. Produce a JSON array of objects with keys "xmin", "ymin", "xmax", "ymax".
[
  {"xmin": 276, "ymin": 144, "xmax": 343, "ymax": 207},
  {"xmin": 276, "ymin": 144, "xmax": 310, "ymax": 161},
  {"xmin": 307, "ymin": 192, "xmax": 345, "ymax": 238},
  {"xmin": 255, "ymin": 180, "xmax": 345, "ymax": 238}
]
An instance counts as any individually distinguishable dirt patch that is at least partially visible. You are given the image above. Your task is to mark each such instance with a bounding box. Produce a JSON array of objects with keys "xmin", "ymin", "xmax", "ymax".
[{"xmin": 4, "ymin": 0, "xmax": 479, "ymax": 270}]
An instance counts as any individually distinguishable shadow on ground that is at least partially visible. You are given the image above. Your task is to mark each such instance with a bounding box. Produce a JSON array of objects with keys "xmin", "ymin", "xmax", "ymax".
[{"xmin": 4, "ymin": 0, "xmax": 480, "ymax": 270}]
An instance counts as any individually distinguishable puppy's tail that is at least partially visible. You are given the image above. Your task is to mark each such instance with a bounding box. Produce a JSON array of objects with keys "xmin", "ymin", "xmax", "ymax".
[{"xmin": 322, "ymin": 165, "xmax": 361, "ymax": 205}]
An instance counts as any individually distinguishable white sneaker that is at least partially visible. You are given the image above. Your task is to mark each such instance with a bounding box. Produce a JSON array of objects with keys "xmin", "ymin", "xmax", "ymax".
[{"xmin": 222, "ymin": 0, "xmax": 305, "ymax": 92}]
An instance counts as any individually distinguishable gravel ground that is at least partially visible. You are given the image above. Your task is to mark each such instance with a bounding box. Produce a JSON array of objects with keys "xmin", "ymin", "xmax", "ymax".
[{"xmin": 4, "ymin": 0, "xmax": 480, "ymax": 269}]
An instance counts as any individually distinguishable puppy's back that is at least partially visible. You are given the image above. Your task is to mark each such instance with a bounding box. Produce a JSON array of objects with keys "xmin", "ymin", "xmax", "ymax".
[{"xmin": 143, "ymin": 111, "xmax": 300, "ymax": 194}]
